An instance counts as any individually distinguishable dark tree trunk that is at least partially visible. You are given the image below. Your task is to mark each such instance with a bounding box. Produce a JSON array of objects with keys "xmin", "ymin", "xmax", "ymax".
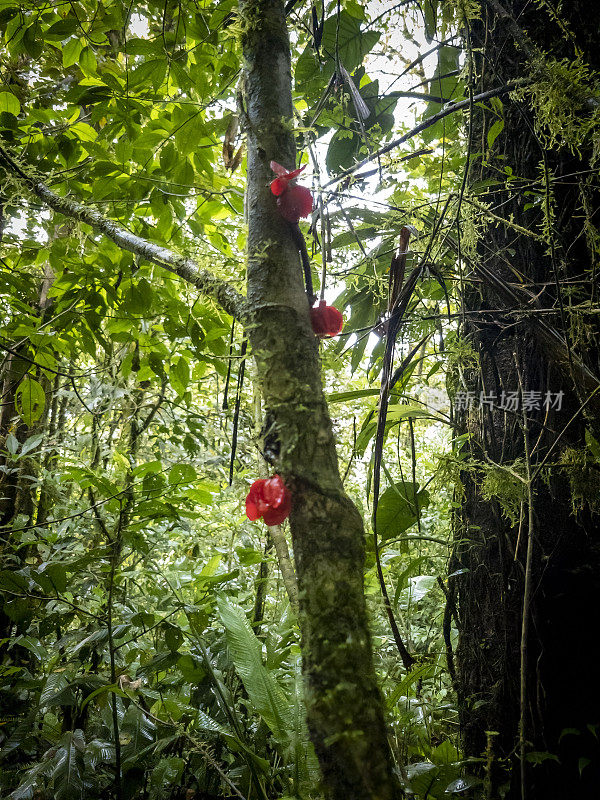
[{"xmin": 455, "ymin": 2, "xmax": 600, "ymax": 797}]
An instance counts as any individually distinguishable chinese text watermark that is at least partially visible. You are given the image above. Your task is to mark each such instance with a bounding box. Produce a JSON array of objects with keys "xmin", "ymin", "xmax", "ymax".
[{"xmin": 454, "ymin": 390, "xmax": 564, "ymax": 412}]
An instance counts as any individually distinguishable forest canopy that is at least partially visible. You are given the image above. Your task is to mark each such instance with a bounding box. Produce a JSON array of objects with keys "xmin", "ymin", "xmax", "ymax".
[{"xmin": 1, "ymin": 1, "xmax": 599, "ymax": 799}]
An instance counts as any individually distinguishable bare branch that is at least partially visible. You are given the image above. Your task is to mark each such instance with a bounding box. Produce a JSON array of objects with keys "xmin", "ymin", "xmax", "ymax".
[{"xmin": 323, "ymin": 79, "xmax": 531, "ymax": 188}]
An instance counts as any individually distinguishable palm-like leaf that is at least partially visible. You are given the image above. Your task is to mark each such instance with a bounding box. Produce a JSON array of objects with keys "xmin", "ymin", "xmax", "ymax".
[{"xmin": 217, "ymin": 597, "xmax": 292, "ymax": 748}]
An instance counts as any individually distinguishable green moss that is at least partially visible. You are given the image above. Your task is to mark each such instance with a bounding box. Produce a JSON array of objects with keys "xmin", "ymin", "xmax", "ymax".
[
  {"xmin": 480, "ymin": 464, "xmax": 527, "ymax": 525},
  {"xmin": 559, "ymin": 446, "xmax": 600, "ymax": 512},
  {"xmin": 515, "ymin": 54, "xmax": 600, "ymax": 159},
  {"xmin": 237, "ymin": 0, "xmax": 290, "ymax": 51}
]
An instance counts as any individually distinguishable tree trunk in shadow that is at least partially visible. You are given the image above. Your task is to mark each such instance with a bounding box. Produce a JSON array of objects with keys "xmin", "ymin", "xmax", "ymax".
[{"xmin": 455, "ymin": 2, "xmax": 600, "ymax": 797}]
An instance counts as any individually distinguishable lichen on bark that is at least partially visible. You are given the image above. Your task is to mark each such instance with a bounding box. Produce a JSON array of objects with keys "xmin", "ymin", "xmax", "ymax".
[{"xmin": 238, "ymin": 0, "xmax": 401, "ymax": 797}]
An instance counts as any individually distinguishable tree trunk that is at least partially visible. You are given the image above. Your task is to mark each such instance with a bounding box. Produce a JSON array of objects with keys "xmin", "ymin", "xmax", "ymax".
[
  {"xmin": 238, "ymin": 1, "xmax": 400, "ymax": 797},
  {"xmin": 455, "ymin": 2, "xmax": 600, "ymax": 797}
]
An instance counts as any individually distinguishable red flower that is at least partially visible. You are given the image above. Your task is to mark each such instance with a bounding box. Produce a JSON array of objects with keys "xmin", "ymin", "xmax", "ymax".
[
  {"xmin": 270, "ymin": 160, "xmax": 313, "ymax": 223},
  {"xmin": 245, "ymin": 475, "xmax": 291, "ymax": 526},
  {"xmin": 310, "ymin": 300, "xmax": 344, "ymax": 338}
]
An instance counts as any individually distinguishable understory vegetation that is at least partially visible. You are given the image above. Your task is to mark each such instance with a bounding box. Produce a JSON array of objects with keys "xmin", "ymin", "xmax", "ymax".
[{"xmin": 1, "ymin": 1, "xmax": 599, "ymax": 798}]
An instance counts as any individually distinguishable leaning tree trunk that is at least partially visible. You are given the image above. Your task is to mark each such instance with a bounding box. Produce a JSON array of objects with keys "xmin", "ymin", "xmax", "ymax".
[
  {"xmin": 238, "ymin": 1, "xmax": 400, "ymax": 798},
  {"xmin": 455, "ymin": 2, "xmax": 600, "ymax": 797}
]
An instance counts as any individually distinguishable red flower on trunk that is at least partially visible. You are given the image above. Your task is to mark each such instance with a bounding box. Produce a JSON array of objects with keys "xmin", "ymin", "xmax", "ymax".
[
  {"xmin": 245, "ymin": 474, "xmax": 291, "ymax": 526},
  {"xmin": 270, "ymin": 161, "xmax": 313, "ymax": 223},
  {"xmin": 310, "ymin": 300, "xmax": 344, "ymax": 338}
]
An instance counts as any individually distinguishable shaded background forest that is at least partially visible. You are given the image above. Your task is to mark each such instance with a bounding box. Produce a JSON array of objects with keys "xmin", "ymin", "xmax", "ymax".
[{"xmin": 1, "ymin": 0, "xmax": 599, "ymax": 798}]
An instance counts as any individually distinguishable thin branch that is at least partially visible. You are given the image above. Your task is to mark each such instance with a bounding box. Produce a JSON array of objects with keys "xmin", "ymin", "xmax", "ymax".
[{"xmin": 323, "ymin": 80, "xmax": 531, "ymax": 188}]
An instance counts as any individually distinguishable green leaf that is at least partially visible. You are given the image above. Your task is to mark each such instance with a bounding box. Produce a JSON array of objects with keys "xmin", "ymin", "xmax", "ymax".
[
  {"xmin": 376, "ymin": 481, "xmax": 430, "ymax": 540},
  {"xmin": 121, "ymin": 705, "xmax": 156, "ymax": 751},
  {"xmin": 52, "ymin": 730, "xmax": 85, "ymax": 800},
  {"xmin": 386, "ymin": 663, "xmax": 434, "ymax": 708},
  {"xmin": 4, "ymin": 599, "xmax": 30, "ymax": 623},
  {"xmin": 15, "ymin": 377, "xmax": 45, "ymax": 427},
  {"xmin": 5, "ymin": 433, "xmax": 19, "ymax": 455},
  {"xmin": 70, "ymin": 122, "xmax": 98, "ymax": 142},
  {"xmin": 40, "ymin": 673, "xmax": 71, "ymax": 707},
  {"xmin": 177, "ymin": 654, "xmax": 206, "ymax": 683},
  {"xmin": 163, "ymin": 623, "xmax": 183, "ymax": 652},
  {"xmin": 129, "ymin": 59, "xmax": 167, "ymax": 91},
  {"xmin": 170, "ymin": 356, "xmax": 190, "ymax": 396},
  {"xmin": 406, "ymin": 762, "xmax": 440, "ymax": 798},
  {"xmin": 487, "ymin": 118, "xmax": 504, "ymax": 150},
  {"xmin": 217, "ymin": 597, "xmax": 292, "ymax": 748},
  {"xmin": 150, "ymin": 757, "xmax": 185, "ymax": 788},
  {"xmin": 0, "ymin": 569, "xmax": 29, "ymax": 592},
  {"xmin": 326, "ymin": 130, "xmax": 362, "ymax": 174},
  {"xmin": 432, "ymin": 738, "xmax": 459, "ymax": 765},
  {"xmin": 0, "ymin": 91, "xmax": 20, "ymax": 116},
  {"xmin": 423, "ymin": 0, "xmax": 437, "ymax": 43},
  {"xmin": 175, "ymin": 112, "xmax": 207, "ymax": 157},
  {"xmin": 79, "ymin": 46, "xmax": 97, "ymax": 75},
  {"xmin": 23, "ymin": 23, "xmax": 43, "ymax": 58},
  {"xmin": 398, "ymin": 575, "xmax": 438, "ymax": 609},
  {"xmin": 423, "ymin": 45, "xmax": 461, "ymax": 142},
  {"xmin": 44, "ymin": 19, "xmax": 78, "ymax": 40},
  {"xmin": 125, "ymin": 277, "xmax": 153, "ymax": 314},
  {"xmin": 295, "ymin": 11, "xmax": 380, "ymax": 93},
  {"xmin": 168, "ymin": 462, "xmax": 197, "ymax": 485}
]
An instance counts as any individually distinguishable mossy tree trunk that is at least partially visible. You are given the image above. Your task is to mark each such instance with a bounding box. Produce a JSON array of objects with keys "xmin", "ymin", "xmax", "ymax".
[
  {"xmin": 238, "ymin": 1, "xmax": 400, "ymax": 797},
  {"xmin": 455, "ymin": 2, "xmax": 600, "ymax": 797}
]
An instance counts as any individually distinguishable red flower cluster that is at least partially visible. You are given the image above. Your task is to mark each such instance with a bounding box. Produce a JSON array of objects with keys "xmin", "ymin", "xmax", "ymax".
[
  {"xmin": 245, "ymin": 474, "xmax": 291, "ymax": 526},
  {"xmin": 270, "ymin": 161, "xmax": 313, "ymax": 223},
  {"xmin": 310, "ymin": 300, "xmax": 344, "ymax": 338}
]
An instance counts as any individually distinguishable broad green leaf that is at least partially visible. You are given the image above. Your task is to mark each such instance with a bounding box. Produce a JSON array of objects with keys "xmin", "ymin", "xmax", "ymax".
[
  {"xmin": 0, "ymin": 569, "xmax": 29, "ymax": 592},
  {"xmin": 177, "ymin": 654, "xmax": 206, "ymax": 683},
  {"xmin": 79, "ymin": 46, "xmax": 97, "ymax": 75},
  {"xmin": 23, "ymin": 23, "xmax": 42, "ymax": 58},
  {"xmin": 295, "ymin": 10, "xmax": 380, "ymax": 93},
  {"xmin": 487, "ymin": 118, "xmax": 505, "ymax": 150},
  {"xmin": 40, "ymin": 673, "xmax": 71, "ymax": 707},
  {"xmin": 52, "ymin": 731, "xmax": 85, "ymax": 800},
  {"xmin": 375, "ymin": 481, "xmax": 430, "ymax": 540},
  {"xmin": 423, "ymin": 45, "xmax": 461, "ymax": 142},
  {"xmin": 121, "ymin": 705, "xmax": 156, "ymax": 751},
  {"xmin": 217, "ymin": 598, "xmax": 292, "ymax": 748},
  {"xmin": 44, "ymin": 19, "xmax": 78, "ymax": 39},
  {"xmin": 0, "ymin": 91, "xmax": 20, "ymax": 115},
  {"xmin": 170, "ymin": 356, "xmax": 190, "ymax": 396},
  {"xmin": 129, "ymin": 59, "xmax": 167, "ymax": 91},
  {"xmin": 150, "ymin": 757, "xmax": 185, "ymax": 788},
  {"xmin": 5, "ymin": 432, "xmax": 19, "ymax": 455},
  {"xmin": 386, "ymin": 663, "xmax": 435, "ymax": 708},
  {"xmin": 406, "ymin": 762, "xmax": 441, "ymax": 798},
  {"xmin": 70, "ymin": 122, "xmax": 97, "ymax": 142},
  {"xmin": 398, "ymin": 575, "xmax": 438, "ymax": 609},
  {"xmin": 62, "ymin": 38, "xmax": 82, "ymax": 68},
  {"xmin": 175, "ymin": 112, "xmax": 207, "ymax": 157},
  {"xmin": 15, "ymin": 377, "xmax": 45, "ymax": 427},
  {"xmin": 168, "ymin": 462, "xmax": 197, "ymax": 485}
]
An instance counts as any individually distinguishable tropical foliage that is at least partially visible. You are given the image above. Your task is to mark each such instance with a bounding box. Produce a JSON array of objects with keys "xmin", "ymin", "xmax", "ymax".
[{"xmin": 1, "ymin": 0, "xmax": 599, "ymax": 798}]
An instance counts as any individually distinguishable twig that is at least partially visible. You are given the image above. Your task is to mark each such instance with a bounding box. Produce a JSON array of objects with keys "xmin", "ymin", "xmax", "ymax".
[{"xmin": 323, "ymin": 80, "xmax": 531, "ymax": 188}]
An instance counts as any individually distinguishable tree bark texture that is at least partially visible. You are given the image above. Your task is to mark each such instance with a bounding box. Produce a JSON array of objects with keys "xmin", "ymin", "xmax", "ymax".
[
  {"xmin": 455, "ymin": 2, "xmax": 600, "ymax": 797},
  {"xmin": 238, "ymin": 1, "xmax": 400, "ymax": 797}
]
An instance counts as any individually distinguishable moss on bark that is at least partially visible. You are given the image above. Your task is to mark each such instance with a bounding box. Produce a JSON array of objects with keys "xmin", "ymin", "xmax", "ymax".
[{"xmin": 239, "ymin": 1, "xmax": 400, "ymax": 797}]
